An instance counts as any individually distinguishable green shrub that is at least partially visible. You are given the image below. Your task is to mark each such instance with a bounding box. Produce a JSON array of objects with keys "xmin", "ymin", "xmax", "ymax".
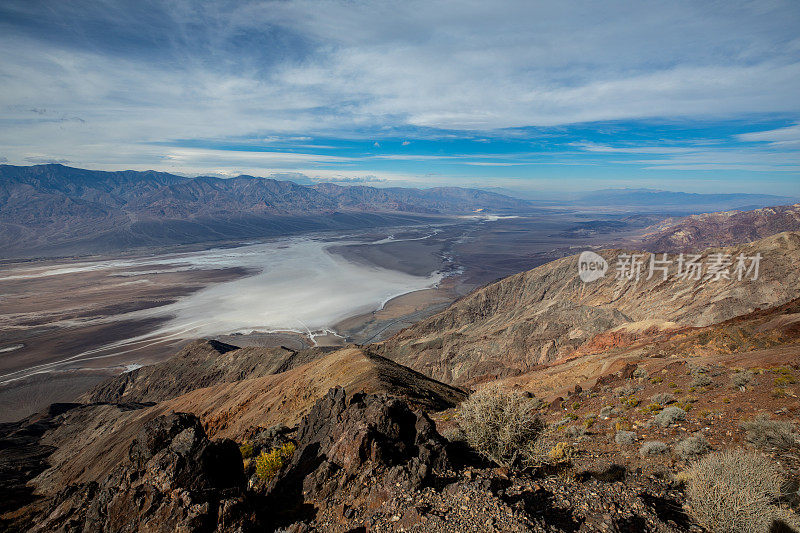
[
  {"xmin": 255, "ymin": 442, "xmax": 295, "ymax": 481},
  {"xmin": 620, "ymin": 396, "xmax": 640, "ymax": 409},
  {"xmin": 774, "ymin": 375, "xmax": 797, "ymax": 387},
  {"xmin": 239, "ymin": 441, "xmax": 254, "ymax": 459}
]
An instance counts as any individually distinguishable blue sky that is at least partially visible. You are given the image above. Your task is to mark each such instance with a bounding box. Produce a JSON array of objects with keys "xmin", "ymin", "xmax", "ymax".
[{"xmin": 1, "ymin": 1, "xmax": 799, "ymax": 195}]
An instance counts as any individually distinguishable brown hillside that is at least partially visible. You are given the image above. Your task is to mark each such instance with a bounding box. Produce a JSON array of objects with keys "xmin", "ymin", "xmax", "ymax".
[{"xmin": 376, "ymin": 232, "xmax": 800, "ymax": 386}]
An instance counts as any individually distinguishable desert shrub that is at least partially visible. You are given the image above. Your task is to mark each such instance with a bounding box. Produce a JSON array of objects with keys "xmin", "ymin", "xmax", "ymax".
[
  {"xmin": 614, "ymin": 384, "xmax": 637, "ymax": 397},
  {"xmin": 255, "ymin": 442, "xmax": 295, "ymax": 481},
  {"xmin": 564, "ymin": 425, "xmax": 585, "ymax": 439},
  {"xmin": 775, "ymin": 375, "xmax": 797, "ymax": 387},
  {"xmin": 633, "ymin": 367, "xmax": 649, "ymax": 380},
  {"xmin": 691, "ymin": 373, "xmax": 713, "ymax": 388},
  {"xmin": 639, "ymin": 441, "xmax": 668, "ymax": 457},
  {"xmin": 668, "ymin": 381, "xmax": 678, "ymax": 389},
  {"xmin": 548, "ymin": 442, "xmax": 575, "ymax": 463},
  {"xmin": 772, "ymin": 387, "xmax": 789, "ymax": 398},
  {"xmin": 653, "ymin": 406, "xmax": 687, "ymax": 427},
  {"xmin": 599, "ymin": 405, "xmax": 618, "ymax": 419},
  {"xmin": 239, "ymin": 441, "xmax": 254, "ymax": 459},
  {"xmin": 615, "ymin": 430, "xmax": 637, "ymax": 445},
  {"xmin": 650, "ymin": 376, "xmax": 664, "ymax": 384},
  {"xmin": 643, "ymin": 403, "xmax": 664, "ymax": 414},
  {"xmin": 456, "ymin": 384, "xmax": 547, "ymax": 468},
  {"xmin": 772, "ymin": 366, "xmax": 796, "ymax": 378},
  {"xmin": 620, "ymin": 396, "xmax": 640, "ymax": 409},
  {"xmin": 650, "ymin": 392, "xmax": 676, "ymax": 406},
  {"xmin": 686, "ymin": 449, "xmax": 786, "ymax": 532},
  {"xmin": 440, "ymin": 426, "xmax": 466, "ymax": 442},
  {"xmin": 615, "ymin": 419, "xmax": 632, "ymax": 431},
  {"xmin": 731, "ymin": 371, "xmax": 753, "ymax": 390},
  {"xmin": 741, "ymin": 414, "xmax": 799, "ymax": 453},
  {"xmin": 675, "ymin": 435, "xmax": 710, "ymax": 460}
]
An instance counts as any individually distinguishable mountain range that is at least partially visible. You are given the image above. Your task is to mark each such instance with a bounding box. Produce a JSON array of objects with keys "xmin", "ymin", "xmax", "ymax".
[
  {"xmin": 0, "ymin": 164, "xmax": 534, "ymax": 258},
  {"xmin": 638, "ymin": 203, "xmax": 800, "ymax": 251}
]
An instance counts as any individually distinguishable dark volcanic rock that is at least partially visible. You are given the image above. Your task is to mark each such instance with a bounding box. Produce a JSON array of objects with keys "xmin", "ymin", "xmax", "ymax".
[
  {"xmin": 267, "ymin": 387, "xmax": 451, "ymax": 524},
  {"xmin": 28, "ymin": 413, "xmax": 248, "ymax": 533}
]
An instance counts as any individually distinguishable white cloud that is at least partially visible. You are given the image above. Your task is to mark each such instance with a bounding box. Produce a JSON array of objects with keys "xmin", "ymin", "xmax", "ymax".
[
  {"xmin": 737, "ymin": 123, "xmax": 800, "ymax": 148},
  {"xmin": 0, "ymin": 0, "xmax": 798, "ymax": 176}
]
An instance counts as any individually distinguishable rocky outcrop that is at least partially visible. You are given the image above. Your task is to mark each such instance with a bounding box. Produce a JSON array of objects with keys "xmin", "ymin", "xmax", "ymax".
[
  {"xmin": 265, "ymin": 387, "xmax": 452, "ymax": 526},
  {"xmin": 11, "ymin": 389, "xmax": 455, "ymax": 532},
  {"xmin": 27, "ymin": 413, "xmax": 248, "ymax": 533}
]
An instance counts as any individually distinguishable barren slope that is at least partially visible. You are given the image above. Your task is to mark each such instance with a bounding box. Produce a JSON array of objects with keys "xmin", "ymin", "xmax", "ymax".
[
  {"xmin": 25, "ymin": 347, "xmax": 464, "ymax": 494},
  {"xmin": 639, "ymin": 203, "xmax": 800, "ymax": 251},
  {"xmin": 377, "ymin": 232, "xmax": 800, "ymax": 386}
]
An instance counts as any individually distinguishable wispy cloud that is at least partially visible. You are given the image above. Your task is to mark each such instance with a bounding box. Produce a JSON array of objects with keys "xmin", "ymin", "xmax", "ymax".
[
  {"xmin": 737, "ymin": 123, "xmax": 800, "ymax": 148},
  {"xmin": 0, "ymin": 1, "xmax": 798, "ymax": 193}
]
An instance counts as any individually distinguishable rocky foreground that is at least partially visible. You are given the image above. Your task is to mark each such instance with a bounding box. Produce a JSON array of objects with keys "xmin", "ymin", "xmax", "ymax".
[
  {"xmin": 2, "ymin": 231, "xmax": 800, "ymax": 532},
  {"xmin": 5, "ymin": 388, "xmax": 706, "ymax": 532}
]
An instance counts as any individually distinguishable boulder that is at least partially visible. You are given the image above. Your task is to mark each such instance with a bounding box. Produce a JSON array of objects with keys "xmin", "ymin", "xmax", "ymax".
[{"xmin": 30, "ymin": 413, "xmax": 247, "ymax": 533}]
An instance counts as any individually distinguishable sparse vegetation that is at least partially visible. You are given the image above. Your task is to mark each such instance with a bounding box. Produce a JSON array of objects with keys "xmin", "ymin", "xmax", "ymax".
[
  {"xmin": 643, "ymin": 403, "xmax": 664, "ymax": 414},
  {"xmin": 633, "ymin": 367, "xmax": 649, "ymax": 381},
  {"xmin": 615, "ymin": 419, "xmax": 632, "ymax": 431},
  {"xmin": 620, "ymin": 396, "xmax": 640, "ymax": 409},
  {"xmin": 690, "ymin": 373, "xmax": 712, "ymax": 388},
  {"xmin": 774, "ymin": 375, "xmax": 797, "ymax": 387},
  {"xmin": 653, "ymin": 406, "xmax": 686, "ymax": 427},
  {"xmin": 599, "ymin": 405, "xmax": 618, "ymax": 418},
  {"xmin": 674, "ymin": 435, "xmax": 710, "ymax": 460},
  {"xmin": 639, "ymin": 441, "xmax": 668, "ymax": 457},
  {"xmin": 772, "ymin": 387, "xmax": 789, "ymax": 398},
  {"xmin": 731, "ymin": 371, "xmax": 753, "ymax": 390},
  {"xmin": 740, "ymin": 414, "xmax": 799, "ymax": 453},
  {"xmin": 615, "ymin": 430, "xmax": 637, "ymax": 445},
  {"xmin": 686, "ymin": 449, "xmax": 788, "ymax": 533},
  {"xmin": 650, "ymin": 392, "xmax": 676, "ymax": 406},
  {"xmin": 564, "ymin": 425, "xmax": 585, "ymax": 439},
  {"xmin": 456, "ymin": 384, "xmax": 547, "ymax": 468},
  {"xmin": 548, "ymin": 441, "xmax": 575, "ymax": 463},
  {"xmin": 614, "ymin": 384, "xmax": 637, "ymax": 396},
  {"xmin": 239, "ymin": 441, "xmax": 254, "ymax": 459},
  {"xmin": 441, "ymin": 426, "xmax": 466, "ymax": 442},
  {"xmin": 255, "ymin": 442, "xmax": 296, "ymax": 481}
]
